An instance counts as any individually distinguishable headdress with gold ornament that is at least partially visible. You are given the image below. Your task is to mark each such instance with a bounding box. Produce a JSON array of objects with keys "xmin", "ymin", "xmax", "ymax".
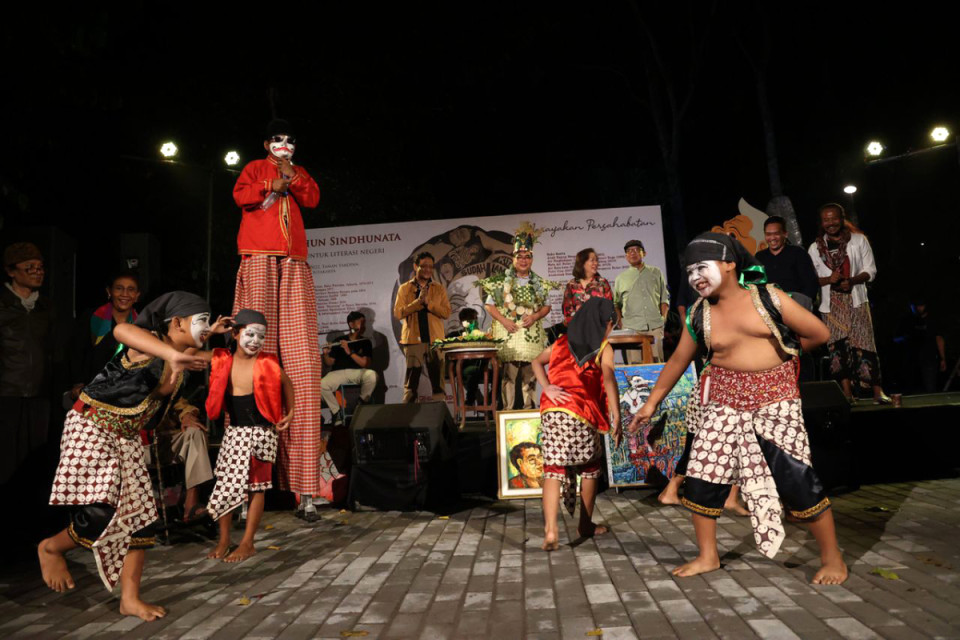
[{"xmin": 512, "ymin": 221, "xmax": 543, "ymax": 255}]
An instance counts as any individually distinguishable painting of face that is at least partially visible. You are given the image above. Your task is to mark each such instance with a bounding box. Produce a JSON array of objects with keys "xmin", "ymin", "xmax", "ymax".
[
  {"xmin": 189, "ymin": 312, "xmax": 211, "ymax": 347},
  {"xmin": 686, "ymin": 261, "xmax": 723, "ymax": 298},
  {"xmin": 238, "ymin": 323, "xmax": 266, "ymax": 356}
]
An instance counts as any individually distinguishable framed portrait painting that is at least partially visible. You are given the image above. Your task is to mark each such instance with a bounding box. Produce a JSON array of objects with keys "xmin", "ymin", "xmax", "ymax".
[
  {"xmin": 604, "ymin": 363, "xmax": 698, "ymax": 488},
  {"xmin": 496, "ymin": 409, "xmax": 544, "ymax": 499}
]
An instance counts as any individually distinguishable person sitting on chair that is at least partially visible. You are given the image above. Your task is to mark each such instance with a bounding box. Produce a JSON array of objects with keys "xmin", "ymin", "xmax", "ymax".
[{"xmin": 320, "ymin": 311, "xmax": 376, "ymax": 426}]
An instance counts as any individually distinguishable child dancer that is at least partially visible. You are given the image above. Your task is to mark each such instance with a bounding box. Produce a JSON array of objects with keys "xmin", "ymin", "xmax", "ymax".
[
  {"xmin": 38, "ymin": 292, "xmax": 227, "ymax": 620},
  {"xmin": 205, "ymin": 309, "xmax": 294, "ymax": 562},
  {"xmin": 531, "ymin": 297, "xmax": 622, "ymax": 551}
]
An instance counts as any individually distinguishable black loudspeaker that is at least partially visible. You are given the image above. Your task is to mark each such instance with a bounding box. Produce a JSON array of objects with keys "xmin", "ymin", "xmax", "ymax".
[
  {"xmin": 348, "ymin": 403, "xmax": 459, "ymax": 511},
  {"xmin": 800, "ymin": 381, "xmax": 859, "ymax": 493}
]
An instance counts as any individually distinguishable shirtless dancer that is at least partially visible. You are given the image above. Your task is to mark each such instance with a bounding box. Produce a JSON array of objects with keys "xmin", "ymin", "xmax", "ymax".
[{"xmin": 631, "ymin": 233, "xmax": 847, "ymax": 585}]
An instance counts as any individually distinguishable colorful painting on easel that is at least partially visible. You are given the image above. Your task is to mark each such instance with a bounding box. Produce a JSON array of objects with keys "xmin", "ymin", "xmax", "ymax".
[{"xmin": 604, "ymin": 363, "xmax": 697, "ymax": 487}]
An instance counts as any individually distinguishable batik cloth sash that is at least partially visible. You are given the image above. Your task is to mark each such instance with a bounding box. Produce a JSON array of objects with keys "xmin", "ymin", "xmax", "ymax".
[
  {"xmin": 684, "ymin": 359, "xmax": 824, "ymax": 558},
  {"xmin": 207, "ymin": 425, "xmax": 279, "ymax": 521},
  {"xmin": 49, "ymin": 410, "xmax": 157, "ymax": 590}
]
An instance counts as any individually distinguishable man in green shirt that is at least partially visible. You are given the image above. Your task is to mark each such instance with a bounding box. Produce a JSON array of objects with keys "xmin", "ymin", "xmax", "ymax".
[{"xmin": 614, "ymin": 240, "xmax": 669, "ymax": 362}]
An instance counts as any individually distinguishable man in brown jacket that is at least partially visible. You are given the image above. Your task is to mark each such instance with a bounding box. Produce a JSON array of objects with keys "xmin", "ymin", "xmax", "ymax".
[{"xmin": 393, "ymin": 252, "xmax": 451, "ymax": 403}]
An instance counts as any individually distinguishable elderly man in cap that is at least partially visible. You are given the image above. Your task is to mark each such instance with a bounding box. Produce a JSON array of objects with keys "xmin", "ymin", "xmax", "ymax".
[
  {"xmin": 0, "ymin": 242, "xmax": 52, "ymax": 485},
  {"xmin": 613, "ymin": 239, "xmax": 670, "ymax": 362}
]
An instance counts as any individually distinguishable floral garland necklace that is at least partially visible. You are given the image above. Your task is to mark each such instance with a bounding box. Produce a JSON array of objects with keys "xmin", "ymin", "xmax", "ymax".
[{"xmin": 500, "ymin": 268, "xmax": 549, "ymax": 321}]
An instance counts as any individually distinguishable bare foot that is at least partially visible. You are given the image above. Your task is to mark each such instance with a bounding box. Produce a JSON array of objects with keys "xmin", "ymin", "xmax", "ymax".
[
  {"xmin": 542, "ymin": 531, "xmax": 559, "ymax": 552},
  {"xmin": 578, "ymin": 522, "xmax": 609, "ymax": 538},
  {"xmin": 812, "ymin": 557, "xmax": 848, "ymax": 585},
  {"xmin": 723, "ymin": 498, "xmax": 750, "ymax": 517},
  {"xmin": 119, "ymin": 596, "xmax": 167, "ymax": 621},
  {"xmin": 206, "ymin": 543, "xmax": 230, "ymax": 560},
  {"xmin": 38, "ymin": 540, "xmax": 75, "ymax": 593},
  {"xmin": 658, "ymin": 489, "xmax": 681, "ymax": 505},
  {"xmin": 672, "ymin": 555, "xmax": 721, "ymax": 577},
  {"xmin": 224, "ymin": 542, "xmax": 256, "ymax": 563}
]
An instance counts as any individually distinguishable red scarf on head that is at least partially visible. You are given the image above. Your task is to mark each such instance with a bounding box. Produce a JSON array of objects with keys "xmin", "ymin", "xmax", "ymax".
[{"xmin": 206, "ymin": 348, "xmax": 284, "ymax": 424}]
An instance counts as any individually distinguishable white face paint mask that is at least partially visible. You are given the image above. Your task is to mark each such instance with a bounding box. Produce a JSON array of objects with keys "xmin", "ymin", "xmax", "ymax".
[
  {"xmin": 269, "ymin": 135, "xmax": 296, "ymax": 159},
  {"xmin": 686, "ymin": 261, "xmax": 723, "ymax": 298},
  {"xmin": 188, "ymin": 313, "xmax": 211, "ymax": 347},
  {"xmin": 238, "ymin": 323, "xmax": 266, "ymax": 356}
]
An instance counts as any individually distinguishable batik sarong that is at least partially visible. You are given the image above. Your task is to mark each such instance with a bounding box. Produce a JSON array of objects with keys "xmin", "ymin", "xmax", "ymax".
[
  {"xmin": 207, "ymin": 425, "xmax": 279, "ymax": 520},
  {"xmin": 233, "ymin": 254, "xmax": 343, "ymax": 499},
  {"xmin": 541, "ymin": 410, "xmax": 603, "ymax": 515},
  {"xmin": 682, "ymin": 360, "xmax": 830, "ymax": 558},
  {"xmin": 824, "ymin": 291, "xmax": 881, "ymax": 388},
  {"xmin": 49, "ymin": 410, "xmax": 158, "ymax": 590}
]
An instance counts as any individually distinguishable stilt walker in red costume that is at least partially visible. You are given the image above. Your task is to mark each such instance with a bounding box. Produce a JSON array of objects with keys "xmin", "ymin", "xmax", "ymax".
[
  {"xmin": 204, "ymin": 310, "xmax": 294, "ymax": 562},
  {"xmin": 232, "ymin": 119, "xmax": 343, "ymax": 520}
]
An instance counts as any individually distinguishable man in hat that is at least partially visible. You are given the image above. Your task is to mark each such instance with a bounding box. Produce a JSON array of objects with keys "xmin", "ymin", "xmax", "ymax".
[
  {"xmin": 232, "ymin": 119, "xmax": 343, "ymax": 515},
  {"xmin": 614, "ymin": 239, "xmax": 670, "ymax": 362},
  {"xmin": 205, "ymin": 309, "xmax": 294, "ymax": 559},
  {"xmin": 479, "ymin": 223, "xmax": 560, "ymax": 409},
  {"xmin": 0, "ymin": 242, "xmax": 52, "ymax": 485}
]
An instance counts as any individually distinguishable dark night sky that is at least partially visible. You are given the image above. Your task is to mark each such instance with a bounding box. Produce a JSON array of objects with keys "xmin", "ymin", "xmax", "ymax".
[{"xmin": 1, "ymin": 2, "xmax": 957, "ymax": 351}]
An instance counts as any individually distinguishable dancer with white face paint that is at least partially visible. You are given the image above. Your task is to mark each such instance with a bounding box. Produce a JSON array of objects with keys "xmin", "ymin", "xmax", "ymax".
[
  {"xmin": 40, "ymin": 292, "xmax": 227, "ymax": 621},
  {"xmin": 203, "ymin": 309, "xmax": 295, "ymax": 563},
  {"xmin": 630, "ymin": 232, "xmax": 848, "ymax": 585},
  {"xmin": 232, "ymin": 119, "xmax": 340, "ymax": 519}
]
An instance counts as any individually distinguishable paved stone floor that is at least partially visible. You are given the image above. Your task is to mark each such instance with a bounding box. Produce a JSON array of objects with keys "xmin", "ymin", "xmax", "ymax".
[{"xmin": 2, "ymin": 478, "xmax": 960, "ymax": 639}]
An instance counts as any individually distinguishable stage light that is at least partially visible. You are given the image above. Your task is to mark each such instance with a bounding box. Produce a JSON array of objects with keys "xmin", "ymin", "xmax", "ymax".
[
  {"xmin": 160, "ymin": 142, "xmax": 178, "ymax": 158},
  {"xmin": 866, "ymin": 141, "xmax": 884, "ymax": 157},
  {"xmin": 224, "ymin": 151, "xmax": 241, "ymax": 166},
  {"xmin": 931, "ymin": 126, "xmax": 950, "ymax": 143},
  {"xmin": 843, "ymin": 185, "xmax": 857, "ymax": 194}
]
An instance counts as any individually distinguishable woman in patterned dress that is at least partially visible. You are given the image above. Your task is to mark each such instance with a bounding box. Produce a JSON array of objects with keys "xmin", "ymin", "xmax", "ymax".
[{"xmin": 561, "ymin": 248, "xmax": 613, "ymax": 325}]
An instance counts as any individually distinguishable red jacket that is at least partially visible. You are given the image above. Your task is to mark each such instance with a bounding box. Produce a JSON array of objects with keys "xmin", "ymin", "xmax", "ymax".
[
  {"xmin": 233, "ymin": 156, "xmax": 320, "ymax": 260},
  {"xmin": 205, "ymin": 349, "xmax": 285, "ymax": 424}
]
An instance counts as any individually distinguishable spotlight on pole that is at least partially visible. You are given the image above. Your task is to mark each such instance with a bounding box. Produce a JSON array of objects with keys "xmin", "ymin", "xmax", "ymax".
[
  {"xmin": 865, "ymin": 141, "xmax": 884, "ymax": 157},
  {"xmin": 160, "ymin": 141, "xmax": 179, "ymax": 159},
  {"xmin": 843, "ymin": 185, "xmax": 857, "ymax": 194},
  {"xmin": 224, "ymin": 151, "xmax": 241, "ymax": 166},
  {"xmin": 931, "ymin": 126, "xmax": 950, "ymax": 143}
]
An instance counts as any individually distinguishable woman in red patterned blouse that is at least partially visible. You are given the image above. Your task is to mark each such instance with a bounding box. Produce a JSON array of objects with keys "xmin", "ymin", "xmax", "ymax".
[{"xmin": 562, "ymin": 248, "xmax": 613, "ymax": 324}]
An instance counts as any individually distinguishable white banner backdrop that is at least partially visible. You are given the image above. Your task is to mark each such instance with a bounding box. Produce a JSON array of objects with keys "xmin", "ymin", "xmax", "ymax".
[{"xmin": 306, "ymin": 206, "xmax": 665, "ymax": 403}]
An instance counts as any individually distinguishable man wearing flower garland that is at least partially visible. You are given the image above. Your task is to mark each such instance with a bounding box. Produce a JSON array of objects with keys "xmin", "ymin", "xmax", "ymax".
[{"xmin": 479, "ymin": 223, "xmax": 560, "ymax": 409}]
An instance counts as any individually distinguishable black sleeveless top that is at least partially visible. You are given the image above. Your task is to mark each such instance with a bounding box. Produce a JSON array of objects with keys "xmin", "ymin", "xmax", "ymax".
[
  {"xmin": 227, "ymin": 393, "xmax": 270, "ymax": 427},
  {"xmin": 685, "ymin": 283, "xmax": 801, "ymax": 360}
]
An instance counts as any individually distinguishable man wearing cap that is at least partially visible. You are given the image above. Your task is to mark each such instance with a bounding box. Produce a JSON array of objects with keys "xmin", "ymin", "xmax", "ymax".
[
  {"xmin": 0, "ymin": 242, "xmax": 52, "ymax": 484},
  {"xmin": 614, "ymin": 240, "xmax": 670, "ymax": 362},
  {"xmin": 232, "ymin": 119, "xmax": 343, "ymax": 512}
]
